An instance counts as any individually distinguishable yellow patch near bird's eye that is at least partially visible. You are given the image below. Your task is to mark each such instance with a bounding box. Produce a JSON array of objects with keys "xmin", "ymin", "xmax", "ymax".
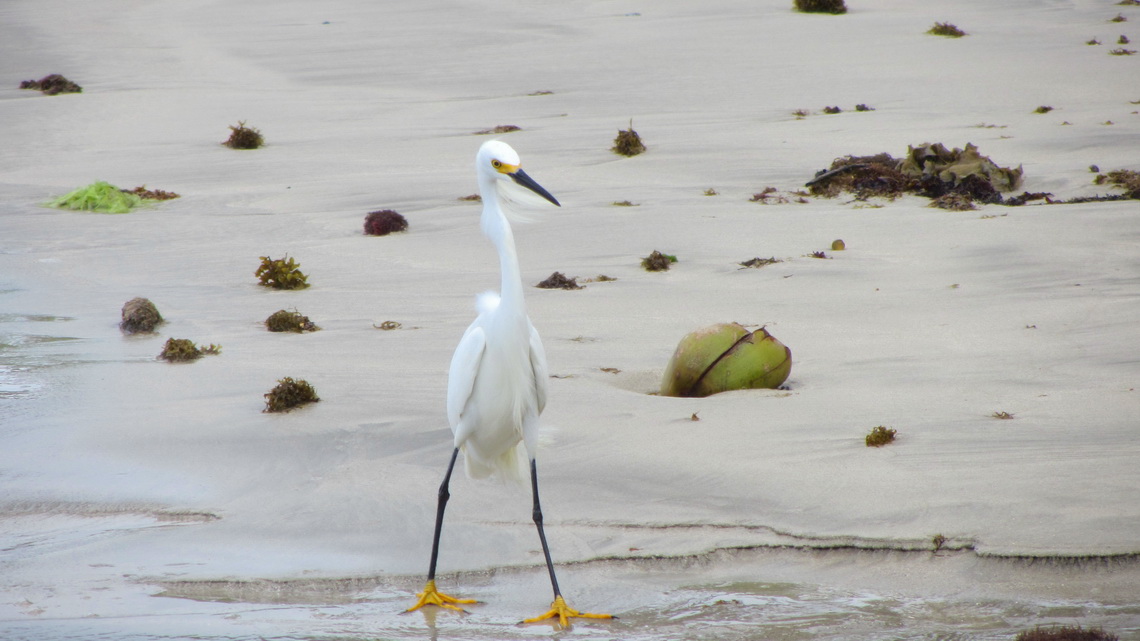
[{"xmin": 491, "ymin": 159, "xmax": 519, "ymax": 174}]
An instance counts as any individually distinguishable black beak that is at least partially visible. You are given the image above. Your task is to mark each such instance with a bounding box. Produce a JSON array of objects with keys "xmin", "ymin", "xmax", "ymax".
[{"xmin": 510, "ymin": 168, "xmax": 561, "ymax": 207}]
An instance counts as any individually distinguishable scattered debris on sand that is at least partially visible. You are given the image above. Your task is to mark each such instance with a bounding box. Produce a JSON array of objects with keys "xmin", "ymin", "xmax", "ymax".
[
  {"xmin": 536, "ymin": 272, "xmax": 582, "ymax": 289},
  {"xmin": 20, "ymin": 74, "xmax": 82, "ymax": 95},
  {"xmin": 1014, "ymin": 625, "xmax": 1120, "ymax": 641},
  {"xmin": 159, "ymin": 338, "xmax": 221, "ymax": 362},
  {"xmin": 264, "ymin": 377, "xmax": 320, "ymax": 412},
  {"xmin": 807, "ymin": 143, "xmax": 1023, "ymax": 207},
  {"xmin": 794, "ymin": 0, "xmax": 847, "ymax": 15},
  {"xmin": 866, "ymin": 425, "xmax": 897, "ymax": 447},
  {"xmin": 474, "ymin": 125, "xmax": 521, "ymax": 135},
  {"xmin": 48, "ymin": 182, "xmax": 144, "ymax": 214},
  {"xmin": 364, "ymin": 209, "xmax": 408, "ymax": 236},
  {"xmin": 120, "ymin": 298, "xmax": 163, "ymax": 334},
  {"xmin": 1096, "ymin": 169, "xmax": 1140, "ymax": 199},
  {"xmin": 642, "ymin": 250, "xmax": 677, "ymax": 271},
  {"xmin": 128, "ymin": 186, "xmax": 180, "ymax": 200},
  {"xmin": 928, "ymin": 22, "xmax": 967, "ymax": 37},
  {"xmin": 612, "ymin": 120, "xmax": 646, "ymax": 156},
  {"xmin": 255, "ymin": 255, "xmax": 309, "ymax": 290},
  {"xmin": 265, "ymin": 309, "xmax": 319, "ymax": 333},
  {"xmin": 739, "ymin": 257, "xmax": 782, "ymax": 269},
  {"xmin": 224, "ymin": 121, "xmax": 264, "ymax": 149}
]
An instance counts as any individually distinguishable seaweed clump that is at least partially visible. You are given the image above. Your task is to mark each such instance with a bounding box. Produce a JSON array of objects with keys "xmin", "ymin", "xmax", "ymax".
[
  {"xmin": 931, "ymin": 534, "xmax": 947, "ymax": 552},
  {"xmin": 902, "ymin": 142, "xmax": 1023, "ymax": 194},
  {"xmin": 475, "ymin": 125, "xmax": 521, "ymax": 135},
  {"xmin": 1096, "ymin": 169, "xmax": 1140, "ymax": 199},
  {"xmin": 807, "ymin": 143, "xmax": 1022, "ymax": 208},
  {"xmin": 120, "ymin": 297, "xmax": 163, "ymax": 334},
  {"xmin": 793, "ymin": 0, "xmax": 847, "ymax": 14},
  {"xmin": 806, "ymin": 153, "xmax": 916, "ymax": 200},
  {"xmin": 612, "ymin": 120, "xmax": 646, "ymax": 156},
  {"xmin": 536, "ymin": 272, "xmax": 582, "ymax": 290},
  {"xmin": 19, "ymin": 74, "xmax": 82, "ymax": 95},
  {"xmin": 265, "ymin": 309, "xmax": 319, "ymax": 333},
  {"xmin": 128, "ymin": 185, "xmax": 180, "ymax": 200},
  {"xmin": 1015, "ymin": 626, "xmax": 1119, "ymax": 641},
  {"xmin": 739, "ymin": 257, "xmax": 781, "ymax": 269},
  {"xmin": 224, "ymin": 121, "xmax": 264, "ymax": 149},
  {"xmin": 750, "ymin": 186, "xmax": 808, "ymax": 204},
  {"xmin": 642, "ymin": 250, "xmax": 677, "ymax": 271},
  {"xmin": 928, "ymin": 22, "xmax": 967, "ymax": 37},
  {"xmin": 159, "ymin": 338, "xmax": 221, "ymax": 362},
  {"xmin": 255, "ymin": 255, "xmax": 310, "ymax": 290},
  {"xmin": 47, "ymin": 182, "xmax": 180, "ymax": 213},
  {"xmin": 264, "ymin": 377, "xmax": 320, "ymax": 413},
  {"xmin": 865, "ymin": 425, "xmax": 897, "ymax": 447},
  {"xmin": 364, "ymin": 209, "xmax": 409, "ymax": 236},
  {"xmin": 47, "ymin": 181, "xmax": 145, "ymax": 214}
]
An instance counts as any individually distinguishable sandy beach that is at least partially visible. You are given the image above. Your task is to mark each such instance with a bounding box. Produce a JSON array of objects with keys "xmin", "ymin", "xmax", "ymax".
[{"xmin": 2, "ymin": 0, "xmax": 1139, "ymax": 638}]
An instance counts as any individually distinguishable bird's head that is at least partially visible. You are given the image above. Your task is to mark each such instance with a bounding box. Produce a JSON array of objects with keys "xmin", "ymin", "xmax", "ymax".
[{"xmin": 476, "ymin": 140, "xmax": 560, "ymax": 208}]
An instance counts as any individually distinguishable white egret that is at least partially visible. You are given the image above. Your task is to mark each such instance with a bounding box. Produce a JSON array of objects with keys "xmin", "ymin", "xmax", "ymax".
[{"xmin": 406, "ymin": 140, "xmax": 612, "ymax": 627}]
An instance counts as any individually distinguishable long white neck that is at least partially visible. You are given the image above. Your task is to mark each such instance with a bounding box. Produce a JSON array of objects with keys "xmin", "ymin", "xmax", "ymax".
[{"xmin": 480, "ymin": 184, "xmax": 526, "ymax": 320}]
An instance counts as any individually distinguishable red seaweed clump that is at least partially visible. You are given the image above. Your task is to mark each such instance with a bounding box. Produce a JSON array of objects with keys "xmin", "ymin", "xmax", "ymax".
[{"xmin": 364, "ymin": 209, "xmax": 409, "ymax": 236}]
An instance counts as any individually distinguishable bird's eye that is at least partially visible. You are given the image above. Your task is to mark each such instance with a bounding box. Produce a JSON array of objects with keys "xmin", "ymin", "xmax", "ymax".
[{"xmin": 491, "ymin": 159, "xmax": 502, "ymax": 169}]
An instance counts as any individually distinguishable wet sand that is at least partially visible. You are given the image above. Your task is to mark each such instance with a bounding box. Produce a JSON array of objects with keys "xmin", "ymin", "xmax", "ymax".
[{"xmin": 2, "ymin": 0, "xmax": 1139, "ymax": 638}]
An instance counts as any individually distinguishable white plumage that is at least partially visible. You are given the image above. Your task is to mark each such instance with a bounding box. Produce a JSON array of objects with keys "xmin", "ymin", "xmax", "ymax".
[
  {"xmin": 446, "ymin": 141, "xmax": 551, "ymax": 480},
  {"xmin": 407, "ymin": 140, "xmax": 612, "ymax": 627}
]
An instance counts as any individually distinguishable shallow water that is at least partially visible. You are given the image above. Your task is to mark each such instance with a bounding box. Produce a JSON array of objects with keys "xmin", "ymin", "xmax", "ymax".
[
  {"xmin": 0, "ymin": 313, "xmax": 80, "ymax": 399},
  {"xmin": 4, "ymin": 546, "xmax": 1139, "ymax": 641}
]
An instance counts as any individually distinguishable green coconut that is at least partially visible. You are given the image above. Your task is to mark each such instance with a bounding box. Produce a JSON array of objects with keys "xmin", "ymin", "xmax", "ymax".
[{"xmin": 660, "ymin": 322, "xmax": 792, "ymax": 397}]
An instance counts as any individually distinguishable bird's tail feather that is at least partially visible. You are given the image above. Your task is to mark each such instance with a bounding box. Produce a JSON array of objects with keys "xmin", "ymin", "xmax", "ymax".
[{"xmin": 462, "ymin": 442, "xmax": 526, "ymax": 483}]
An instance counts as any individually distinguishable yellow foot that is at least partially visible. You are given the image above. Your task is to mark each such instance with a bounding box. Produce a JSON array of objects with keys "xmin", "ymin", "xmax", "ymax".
[
  {"xmin": 522, "ymin": 595, "xmax": 614, "ymax": 628},
  {"xmin": 406, "ymin": 580, "xmax": 478, "ymax": 614}
]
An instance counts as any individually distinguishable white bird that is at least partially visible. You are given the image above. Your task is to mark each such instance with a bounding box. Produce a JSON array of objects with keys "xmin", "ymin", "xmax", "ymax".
[{"xmin": 406, "ymin": 140, "xmax": 612, "ymax": 627}]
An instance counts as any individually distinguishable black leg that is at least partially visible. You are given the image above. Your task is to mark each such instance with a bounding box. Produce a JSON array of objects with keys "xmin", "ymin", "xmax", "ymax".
[
  {"xmin": 530, "ymin": 458, "xmax": 562, "ymax": 599},
  {"xmin": 407, "ymin": 447, "xmax": 478, "ymax": 613},
  {"xmin": 519, "ymin": 458, "xmax": 613, "ymax": 625},
  {"xmin": 428, "ymin": 447, "xmax": 460, "ymax": 581}
]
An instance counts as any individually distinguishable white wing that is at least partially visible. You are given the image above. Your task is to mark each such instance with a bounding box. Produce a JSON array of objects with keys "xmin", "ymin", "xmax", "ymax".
[
  {"xmin": 447, "ymin": 324, "xmax": 486, "ymax": 431},
  {"xmin": 528, "ymin": 323, "xmax": 548, "ymax": 416}
]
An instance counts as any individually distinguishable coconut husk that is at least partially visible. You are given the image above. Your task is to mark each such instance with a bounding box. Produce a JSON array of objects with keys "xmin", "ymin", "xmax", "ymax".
[{"xmin": 120, "ymin": 298, "xmax": 163, "ymax": 334}]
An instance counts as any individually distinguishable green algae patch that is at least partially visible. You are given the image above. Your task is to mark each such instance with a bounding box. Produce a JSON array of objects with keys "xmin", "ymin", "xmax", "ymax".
[{"xmin": 47, "ymin": 181, "xmax": 146, "ymax": 214}]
